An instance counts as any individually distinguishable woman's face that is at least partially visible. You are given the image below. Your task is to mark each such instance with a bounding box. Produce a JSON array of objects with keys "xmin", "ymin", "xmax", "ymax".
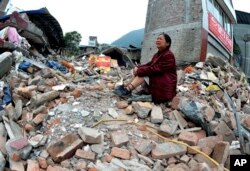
[{"xmin": 156, "ymin": 34, "xmax": 169, "ymax": 50}]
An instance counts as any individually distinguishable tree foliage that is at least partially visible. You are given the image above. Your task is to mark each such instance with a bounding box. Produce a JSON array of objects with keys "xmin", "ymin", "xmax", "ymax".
[{"xmin": 64, "ymin": 31, "xmax": 82, "ymax": 56}]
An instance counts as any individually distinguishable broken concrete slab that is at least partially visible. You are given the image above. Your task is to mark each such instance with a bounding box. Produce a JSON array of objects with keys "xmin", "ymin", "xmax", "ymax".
[
  {"xmin": 159, "ymin": 119, "xmax": 178, "ymax": 136},
  {"xmin": 150, "ymin": 105, "xmax": 163, "ymax": 124},
  {"xmin": 78, "ymin": 127, "xmax": 102, "ymax": 144},
  {"xmin": 3, "ymin": 117, "xmax": 23, "ymax": 139},
  {"xmin": 132, "ymin": 102, "xmax": 151, "ymax": 119},
  {"xmin": 134, "ymin": 139, "xmax": 155, "ymax": 156},
  {"xmin": 0, "ymin": 151, "xmax": 6, "ymax": 171},
  {"xmin": 0, "ymin": 52, "xmax": 12, "ymax": 78},
  {"xmin": 173, "ymin": 110, "xmax": 188, "ymax": 130},
  {"xmin": 111, "ymin": 131, "xmax": 129, "ymax": 147},
  {"xmin": 75, "ymin": 149, "xmax": 96, "ymax": 161},
  {"xmin": 178, "ymin": 131, "xmax": 198, "ymax": 146},
  {"xmin": 151, "ymin": 142, "xmax": 187, "ymax": 159},
  {"xmin": 0, "ymin": 122, "xmax": 7, "ymax": 154}
]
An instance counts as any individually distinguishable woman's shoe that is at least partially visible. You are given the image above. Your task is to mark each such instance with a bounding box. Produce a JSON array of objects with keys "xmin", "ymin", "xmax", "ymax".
[{"xmin": 113, "ymin": 85, "xmax": 131, "ymax": 97}]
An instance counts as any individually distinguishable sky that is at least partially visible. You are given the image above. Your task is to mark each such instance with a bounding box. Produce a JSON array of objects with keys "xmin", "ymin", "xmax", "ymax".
[{"xmin": 9, "ymin": 0, "xmax": 250, "ymax": 45}]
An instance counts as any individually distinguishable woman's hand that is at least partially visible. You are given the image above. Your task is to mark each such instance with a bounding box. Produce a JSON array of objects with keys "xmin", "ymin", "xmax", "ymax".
[{"xmin": 133, "ymin": 67, "xmax": 138, "ymax": 76}]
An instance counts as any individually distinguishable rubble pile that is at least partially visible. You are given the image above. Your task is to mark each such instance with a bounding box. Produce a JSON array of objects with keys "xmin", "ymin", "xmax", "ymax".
[
  {"xmin": 0, "ymin": 43, "xmax": 250, "ymax": 171},
  {"xmin": 0, "ymin": 8, "xmax": 250, "ymax": 171}
]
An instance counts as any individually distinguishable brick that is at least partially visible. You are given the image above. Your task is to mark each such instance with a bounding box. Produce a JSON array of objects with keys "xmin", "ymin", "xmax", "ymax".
[
  {"xmin": 194, "ymin": 154, "xmax": 217, "ymax": 168},
  {"xmin": 196, "ymin": 163, "xmax": 212, "ymax": 171},
  {"xmin": 150, "ymin": 105, "xmax": 163, "ymax": 124},
  {"xmin": 61, "ymin": 160, "xmax": 71, "ymax": 168},
  {"xmin": 78, "ymin": 127, "xmax": 102, "ymax": 144},
  {"xmin": 193, "ymin": 130, "xmax": 206, "ymax": 141},
  {"xmin": 214, "ymin": 121, "xmax": 235, "ymax": 143},
  {"xmin": 110, "ymin": 147, "xmax": 130, "ymax": 160},
  {"xmin": 171, "ymin": 96, "xmax": 179, "ymax": 109},
  {"xmin": 209, "ymin": 120, "xmax": 219, "ymax": 132},
  {"xmin": 76, "ymin": 159, "xmax": 87, "ymax": 170},
  {"xmin": 40, "ymin": 149, "xmax": 49, "ymax": 159},
  {"xmin": 201, "ymin": 105, "xmax": 215, "ymax": 121},
  {"xmin": 28, "ymin": 76, "xmax": 42, "ymax": 85},
  {"xmin": 111, "ymin": 131, "xmax": 129, "ymax": 147},
  {"xmin": 180, "ymin": 155, "xmax": 190, "ymax": 163},
  {"xmin": 9, "ymin": 137, "xmax": 29, "ymax": 150},
  {"xmin": 24, "ymin": 123, "xmax": 35, "ymax": 132},
  {"xmin": 27, "ymin": 159, "xmax": 40, "ymax": 171},
  {"xmin": 136, "ymin": 102, "xmax": 153, "ymax": 109},
  {"xmin": 28, "ymin": 134, "xmax": 44, "ymax": 148},
  {"xmin": 166, "ymin": 163, "xmax": 189, "ymax": 171},
  {"xmin": 212, "ymin": 141, "xmax": 229, "ymax": 164},
  {"xmin": 71, "ymin": 88, "xmax": 82, "ymax": 98},
  {"xmin": 47, "ymin": 165, "xmax": 70, "ymax": 171},
  {"xmin": 32, "ymin": 113, "xmax": 46, "ymax": 125},
  {"xmin": 226, "ymin": 111, "xmax": 236, "ymax": 129},
  {"xmin": 75, "ymin": 149, "xmax": 96, "ymax": 161},
  {"xmin": 187, "ymin": 146, "xmax": 201, "ymax": 155},
  {"xmin": 47, "ymin": 134, "xmax": 83, "ymax": 162},
  {"xmin": 159, "ymin": 119, "xmax": 178, "ymax": 136},
  {"xmin": 122, "ymin": 105, "xmax": 134, "ymax": 115},
  {"xmin": 168, "ymin": 157, "xmax": 177, "ymax": 165},
  {"xmin": 116, "ymin": 101, "xmax": 129, "ymax": 109},
  {"xmin": 133, "ymin": 102, "xmax": 151, "ymax": 119},
  {"xmin": 101, "ymin": 153, "xmax": 113, "ymax": 163},
  {"xmin": 188, "ymin": 159, "xmax": 199, "ymax": 170},
  {"xmin": 201, "ymin": 146, "xmax": 213, "ymax": 155},
  {"xmin": 151, "ymin": 142, "xmax": 187, "ymax": 159},
  {"xmin": 198, "ymin": 135, "xmax": 223, "ymax": 149},
  {"xmin": 242, "ymin": 115, "xmax": 250, "ymax": 129},
  {"xmin": 134, "ymin": 139, "xmax": 155, "ymax": 155},
  {"xmin": 17, "ymin": 85, "xmax": 37, "ymax": 98},
  {"xmin": 178, "ymin": 131, "xmax": 198, "ymax": 146},
  {"xmin": 173, "ymin": 110, "xmax": 188, "ymax": 129},
  {"xmin": 37, "ymin": 157, "xmax": 48, "ymax": 169}
]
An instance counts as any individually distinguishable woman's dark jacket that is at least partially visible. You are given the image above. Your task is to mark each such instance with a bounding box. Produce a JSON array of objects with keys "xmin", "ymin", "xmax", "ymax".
[{"xmin": 136, "ymin": 48, "xmax": 177, "ymax": 103}]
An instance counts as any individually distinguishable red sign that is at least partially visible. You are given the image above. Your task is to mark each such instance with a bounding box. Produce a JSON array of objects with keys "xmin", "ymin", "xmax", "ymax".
[{"xmin": 208, "ymin": 12, "xmax": 233, "ymax": 52}]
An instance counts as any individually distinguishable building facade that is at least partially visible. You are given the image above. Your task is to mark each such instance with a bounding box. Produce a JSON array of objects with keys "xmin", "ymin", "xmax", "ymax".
[{"xmin": 141, "ymin": 0, "xmax": 236, "ymax": 65}]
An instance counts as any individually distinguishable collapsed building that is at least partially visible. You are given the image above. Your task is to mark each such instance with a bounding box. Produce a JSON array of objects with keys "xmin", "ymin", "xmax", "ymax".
[{"xmin": 0, "ymin": 7, "xmax": 64, "ymax": 56}]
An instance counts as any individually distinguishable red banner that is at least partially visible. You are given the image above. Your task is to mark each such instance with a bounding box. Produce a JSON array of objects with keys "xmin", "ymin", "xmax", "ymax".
[{"xmin": 208, "ymin": 12, "xmax": 233, "ymax": 52}]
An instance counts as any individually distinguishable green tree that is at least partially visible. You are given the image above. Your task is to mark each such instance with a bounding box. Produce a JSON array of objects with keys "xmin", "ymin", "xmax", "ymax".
[{"xmin": 64, "ymin": 31, "xmax": 82, "ymax": 56}]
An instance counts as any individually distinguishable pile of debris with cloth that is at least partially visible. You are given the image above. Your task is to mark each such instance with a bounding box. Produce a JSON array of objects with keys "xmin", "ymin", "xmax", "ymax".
[{"xmin": 1, "ymin": 39, "xmax": 250, "ymax": 171}]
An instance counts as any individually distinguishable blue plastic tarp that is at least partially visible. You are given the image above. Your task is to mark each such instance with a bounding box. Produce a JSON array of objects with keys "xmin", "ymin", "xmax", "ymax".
[
  {"xmin": 46, "ymin": 60, "xmax": 68, "ymax": 74},
  {"xmin": 0, "ymin": 85, "xmax": 12, "ymax": 110}
]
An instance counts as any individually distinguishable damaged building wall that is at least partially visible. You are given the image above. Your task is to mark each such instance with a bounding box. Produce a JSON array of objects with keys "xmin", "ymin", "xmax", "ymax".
[
  {"xmin": 141, "ymin": 0, "xmax": 236, "ymax": 66},
  {"xmin": 141, "ymin": 0, "xmax": 203, "ymax": 65}
]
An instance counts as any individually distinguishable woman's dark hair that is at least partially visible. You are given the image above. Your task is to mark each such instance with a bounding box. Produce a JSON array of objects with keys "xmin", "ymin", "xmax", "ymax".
[{"xmin": 159, "ymin": 32, "xmax": 171, "ymax": 48}]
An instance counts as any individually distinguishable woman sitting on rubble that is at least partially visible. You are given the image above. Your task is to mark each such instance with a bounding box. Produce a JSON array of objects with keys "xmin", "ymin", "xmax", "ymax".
[{"xmin": 114, "ymin": 32, "xmax": 177, "ymax": 104}]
